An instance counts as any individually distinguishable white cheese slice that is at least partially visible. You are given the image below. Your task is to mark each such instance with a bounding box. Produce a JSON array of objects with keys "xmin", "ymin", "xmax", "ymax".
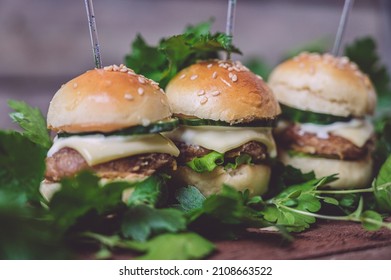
[
  {"xmin": 298, "ymin": 119, "xmax": 374, "ymax": 148},
  {"xmin": 47, "ymin": 134, "xmax": 180, "ymax": 166},
  {"xmin": 165, "ymin": 126, "xmax": 277, "ymax": 158}
]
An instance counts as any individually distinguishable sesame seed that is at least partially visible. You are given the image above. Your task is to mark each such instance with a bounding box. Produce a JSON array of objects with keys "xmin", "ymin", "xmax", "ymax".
[
  {"xmin": 310, "ymin": 54, "xmax": 321, "ymax": 60},
  {"xmin": 104, "ymin": 65, "xmax": 113, "ymax": 71},
  {"xmin": 127, "ymin": 71, "xmax": 135, "ymax": 75},
  {"xmin": 197, "ymin": 89, "xmax": 205, "ymax": 96},
  {"xmin": 124, "ymin": 93, "xmax": 134, "ymax": 100},
  {"xmin": 220, "ymin": 78, "xmax": 232, "ymax": 87},
  {"xmin": 228, "ymin": 72, "xmax": 233, "ymax": 78},
  {"xmin": 207, "ymin": 63, "xmax": 213, "ymax": 69},
  {"xmin": 73, "ymin": 83, "xmax": 78, "ymax": 88},
  {"xmin": 190, "ymin": 75, "xmax": 198, "ymax": 80},
  {"xmin": 160, "ymin": 88, "xmax": 165, "ymax": 94},
  {"xmin": 212, "ymin": 72, "xmax": 218, "ymax": 79},
  {"xmin": 231, "ymin": 74, "xmax": 238, "ymax": 82},
  {"xmin": 256, "ymin": 75, "xmax": 263, "ymax": 80},
  {"xmin": 142, "ymin": 118, "xmax": 151, "ymax": 126},
  {"xmin": 113, "ymin": 65, "xmax": 119, "ymax": 71},
  {"xmin": 211, "ymin": 90, "xmax": 220, "ymax": 96},
  {"xmin": 138, "ymin": 87, "xmax": 144, "ymax": 95},
  {"xmin": 138, "ymin": 76, "xmax": 145, "ymax": 84},
  {"xmin": 228, "ymin": 67, "xmax": 234, "ymax": 71},
  {"xmin": 350, "ymin": 63, "xmax": 358, "ymax": 70},
  {"xmin": 200, "ymin": 96, "xmax": 208, "ymax": 104},
  {"xmin": 179, "ymin": 74, "xmax": 186, "ymax": 79},
  {"xmin": 340, "ymin": 56, "xmax": 349, "ymax": 64},
  {"xmin": 120, "ymin": 68, "xmax": 128, "ymax": 73}
]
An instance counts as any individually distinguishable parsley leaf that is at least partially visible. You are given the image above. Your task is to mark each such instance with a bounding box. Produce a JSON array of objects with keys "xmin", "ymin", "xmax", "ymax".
[
  {"xmin": 175, "ymin": 186, "xmax": 206, "ymax": 212},
  {"xmin": 0, "ymin": 131, "xmax": 46, "ymax": 203},
  {"xmin": 124, "ymin": 20, "xmax": 241, "ymax": 88},
  {"xmin": 134, "ymin": 232, "xmax": 214, "ymax": 260},
  {"xmin": 0, "ymin": 205, "xmax": 69, "ymax": 259},
  {"xmin": 262, "ymin": 175, "xmax": 337, "ymax": 232},
  {"xmin": 8, "ymin": 100, "xmax": 52, "ymax": 149},
  {"xmin": 49, "ymin": 172, "xmax": 130, "ymax": 231},
  {"xmin": 126, "ymin": 174, "xmax": 168, "ymax": 207},
  {"xmin": 374, "ymin": 155, "xmax": 391, "ymax": 212},
  {"xmin": 185, "ymin": 185, "xmax": 269, "ymax": 238},
  {"xmin": 124, "ymin": 35, "xmax": 167, "ymax": 83},
  {"xmin": 344, "ymin": 37, "xmax": 391, "ymax": 111},
  {"xmin": 84, "ymin": 232, "xmax": 215, "ymax": 260},
  {"xmin": 121, "ymin": 205, "xmax": 186, "ymax": 241}
]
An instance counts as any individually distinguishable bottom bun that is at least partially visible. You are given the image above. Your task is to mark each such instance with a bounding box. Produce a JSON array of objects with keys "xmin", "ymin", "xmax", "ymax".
[
  {"xmin": 173, "ymin": 164, "xmax": 271, "ymax": 197},
  {"xmin": 40, "ymin": 174, "xmax": 146, "ymax": 203},
  {"xmin": 279, "ymin": 150, "xmax": 373, "ymax": 189}
]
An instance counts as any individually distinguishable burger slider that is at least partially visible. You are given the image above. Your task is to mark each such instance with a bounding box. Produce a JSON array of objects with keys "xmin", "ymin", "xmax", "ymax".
[
  {"xmin": 41, "ymin": 64, "xmax": 179, "ymax": 199},
  {"xmin": 268, "ymin": 53, "xmax": 377, "ymax": 189},
  {"xmin": 164, "ymin": 60, "xmax": 281, "ymax": 197}
]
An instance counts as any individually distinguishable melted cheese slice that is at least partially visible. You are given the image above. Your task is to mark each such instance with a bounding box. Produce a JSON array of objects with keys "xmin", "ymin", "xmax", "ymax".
[
  {"xmin": 48, "ymin": 134, "xmax": 180, "ymax": 166},
  {"xmin": 298, "ymin": 119, "xmax": 374, "ymax": 147},
  {"xmin": 165, "ymin": 126, "xmax": 277, "ymax": 158}
]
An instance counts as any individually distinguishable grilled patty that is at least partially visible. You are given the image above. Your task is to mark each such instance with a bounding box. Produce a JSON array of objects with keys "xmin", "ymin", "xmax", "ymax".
[
  {"xmin": 45, "ymin": 148, "xmax": 176, "ymax": 182},
  {"xmin": 174, "ymin": 140, "xmax": 268, "ymax": 164},
  {"xmin": 276, "ymin": 124, "xmax": 372, "ymax": 160}
]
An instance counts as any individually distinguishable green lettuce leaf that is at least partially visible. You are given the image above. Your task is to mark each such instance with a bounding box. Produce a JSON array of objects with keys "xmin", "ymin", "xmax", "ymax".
[
  {"xmin": 186, "ymin": 151, "xmax": 224, "ymax": 173},
  {"xmin": 225, "ymin": 154, "xmax": 252, "ymax": 170}
]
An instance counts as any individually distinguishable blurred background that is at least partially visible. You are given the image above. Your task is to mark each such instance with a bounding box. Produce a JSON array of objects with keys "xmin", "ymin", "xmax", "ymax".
[{"xmin": 0, "ymin": 0, "xmax": 390, "ymax": 129}]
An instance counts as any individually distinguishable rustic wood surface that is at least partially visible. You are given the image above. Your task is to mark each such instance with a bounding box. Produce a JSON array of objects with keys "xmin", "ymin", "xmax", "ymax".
[
  {"xmin": 101, "ymin": 219, "xmax": 391, "ymax": 260},
  {"xmin": 211, "ymin": 219, "xmax": 391, "ymax": 260}
]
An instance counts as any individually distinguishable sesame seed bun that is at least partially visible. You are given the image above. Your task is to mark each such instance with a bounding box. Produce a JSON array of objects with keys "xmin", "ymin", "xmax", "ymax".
[
  {"xmin": 172, "ymin": 164, "xmax": 271, "ymax": 197},
  {"xmin": 47, "ymin": 65, "xmax": 171, "ymax": 133},
  {"xmin": 268, "ymin": 53, "xmax": 376, "ymax": 117},
  {"xmin": 165, "ymin": 60, "xmax": 281, "ymax": 124},
  {"xmin": 279, "ymin": 150, "xmax": 373, "ymax": 189}
]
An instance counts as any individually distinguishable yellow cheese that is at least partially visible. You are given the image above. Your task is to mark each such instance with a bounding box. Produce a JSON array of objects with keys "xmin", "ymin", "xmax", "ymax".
[
  {"xmin": 165, "ymin": 126, "xmax": 277, "ymax": 158},
  {"xmin": 298, "ymin": 119, "xmax": 373, "ymax": 148},
  {"xmin": 47, "ymin": 134, "xmax": 180, "ymax": 166}
]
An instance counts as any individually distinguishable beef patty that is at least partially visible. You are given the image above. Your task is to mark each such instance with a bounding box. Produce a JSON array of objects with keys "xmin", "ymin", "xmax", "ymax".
[
  {"xmin": 45, "ymin": 148, "xmax": 176, "ymax": 182},
  {"xmin": 174, "ymin": 140, "xmax": 268, "ymax": 164},
  {"xmin": 276, "ymin": 124, "xmax": 373, "ymax": 160}
]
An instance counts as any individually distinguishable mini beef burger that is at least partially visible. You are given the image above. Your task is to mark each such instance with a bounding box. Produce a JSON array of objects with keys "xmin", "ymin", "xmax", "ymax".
[
  {"xmin": 268, "ymin": 53, "xmax": 377, "ymax": 189},
  {"xmin": 165, "ymin": 60, "xmax": 281, "ymax": 197},
  {"xmin": 42, "ymin": 64, "xmax": 179, "ymax": 197}
]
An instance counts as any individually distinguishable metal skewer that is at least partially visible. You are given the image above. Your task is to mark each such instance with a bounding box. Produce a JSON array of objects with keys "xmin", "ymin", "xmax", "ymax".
[
  {"xmin": 84, "ymin": 0, "xmax": 102, "ymax": 68},
  {"xmin": 332, "ymin": 0, "xmax": 355, "ymax": 56},
  {"xmin": 225, "ymin": 0, "xmax": 237, "ymax": 60}
]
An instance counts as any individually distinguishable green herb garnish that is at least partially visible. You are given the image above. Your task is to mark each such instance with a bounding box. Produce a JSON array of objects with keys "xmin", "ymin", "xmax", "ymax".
[{"xmin": 124, "ymin": 20, "xmax": 241, "ymax": 88}]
